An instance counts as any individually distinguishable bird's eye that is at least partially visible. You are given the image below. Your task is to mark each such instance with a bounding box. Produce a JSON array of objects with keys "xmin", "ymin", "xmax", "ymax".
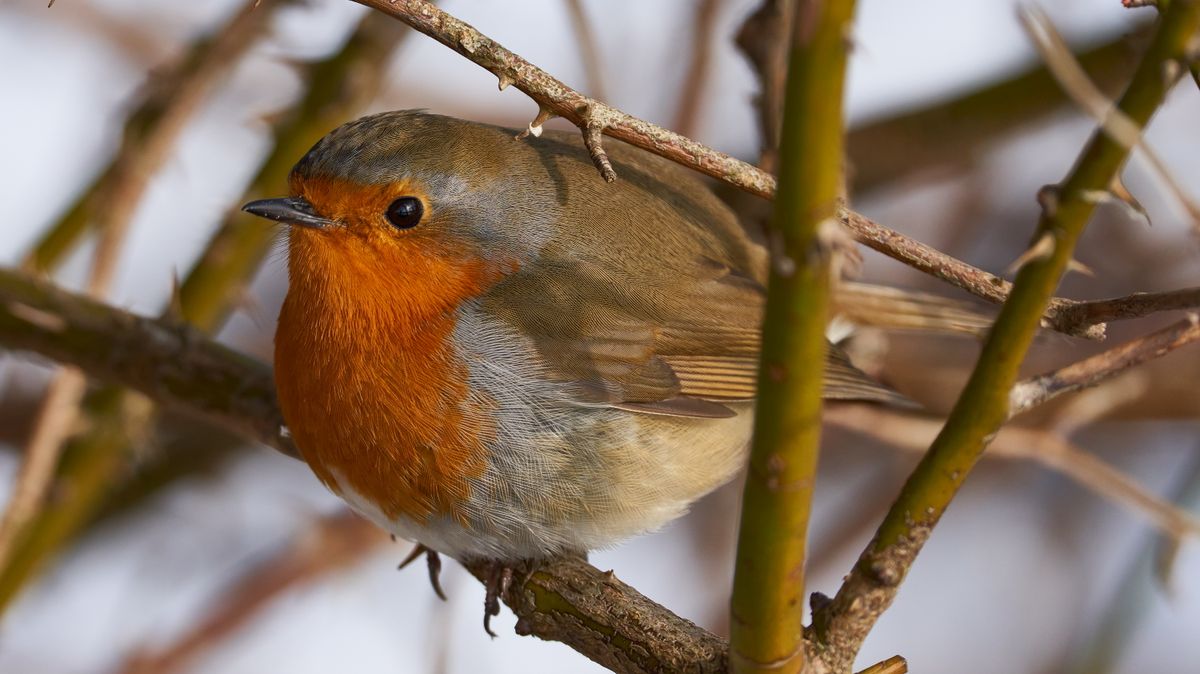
[{"xmin": 385, "ymin": 197, "xmax": 423, "ymax": 230}]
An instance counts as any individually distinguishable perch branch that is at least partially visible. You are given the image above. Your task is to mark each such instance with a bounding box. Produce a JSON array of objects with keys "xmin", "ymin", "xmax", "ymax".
[
  {"xmin": 810, "ymin": 4, "xmax": 1200, "ymax": 670},
  {"xmin": 3, "ymin": 263, "xmax": 1198, "ymax": 671}
]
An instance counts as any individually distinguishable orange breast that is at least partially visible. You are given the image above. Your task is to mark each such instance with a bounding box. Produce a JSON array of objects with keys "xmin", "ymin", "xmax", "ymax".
[{"xmin": 274, "ymin": 227, "xmax": 497, "ymax": 524}]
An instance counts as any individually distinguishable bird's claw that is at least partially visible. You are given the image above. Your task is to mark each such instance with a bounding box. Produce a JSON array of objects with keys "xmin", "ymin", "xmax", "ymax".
[
  {"xmin": 398, "ymin": 543, "xmax": 447, "ymax": 601},
  {"xmin": 483, "ymin": 562, "xmax": 515, "ymax": 638}
]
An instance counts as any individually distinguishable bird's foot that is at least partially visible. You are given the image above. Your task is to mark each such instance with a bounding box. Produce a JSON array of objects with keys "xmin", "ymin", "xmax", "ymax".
[
  {"xmin": 398, "ymin": 543, "xmax": 447, "ymax": 601},
  {"xmin": 482, "ymin": 561, "xmax": 515, "ymax": 638}
]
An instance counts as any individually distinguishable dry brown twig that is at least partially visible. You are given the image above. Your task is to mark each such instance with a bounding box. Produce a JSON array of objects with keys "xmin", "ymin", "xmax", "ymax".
[
  {"xmin": 1009, "ymin": 313, "xmax": 1200, "ymax": 415},
  {"xmin": 826, "ymin": 405, "xmax": 1200, "ymax": 553}
]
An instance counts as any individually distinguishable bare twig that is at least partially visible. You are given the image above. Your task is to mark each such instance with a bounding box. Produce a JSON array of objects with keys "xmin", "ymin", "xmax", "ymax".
[
  {"xmin": 1049, "ymin": 286, "xmax": 1200, "ymax": 333},
  {"xmin": 0, "ymin": 371, "xmax": 88, "ymax": 568},
  {"xmin": 840, "ymin": 210, "xmax": 1105, "ymax": 339},
  {"xmin": 737, "ymin": 0, "xmax": 792, "ymax": 172},
  {"xmin": 1009, "ymin": 314, "xmax": 1200, "ymax": 415},
  {"xmin": 353, "ymin": 0, "xmax": 774, "ymax": 193},
  {"xmin": 855, "ymin": 655, "xmax": 908, "ymax": 674}
]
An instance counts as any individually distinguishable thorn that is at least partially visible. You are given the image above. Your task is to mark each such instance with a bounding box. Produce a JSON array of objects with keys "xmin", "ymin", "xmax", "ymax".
[
  {"xmin": 1108, "ymin": 176, "xmax": 1152, "ymax": 226},
  {"xmin": 1006, "ymin": 232, "xmax": 1056, "ymax": 276},
  {"xmin": 515, "ymin": 106, "xmax": 554, "ymax": 140},
  {"xmin": 1036, "ymin": 184, "xmax": 1061, "ymax": 218},
  {"xmin": 1066, "ymin": 258, "xmax": 1095, "ymax": 277},
  {"xmin": 497, "ymin": 72, "xmax": 514, "ymax": 91},
  {"xmin": 165, "ymin": 269, "xmax": 185, "ymax": 322}
]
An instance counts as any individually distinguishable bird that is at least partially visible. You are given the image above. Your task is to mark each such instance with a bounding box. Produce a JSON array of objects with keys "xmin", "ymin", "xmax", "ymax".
[{"xmin": 242, "ymin": 110, "xmax": 912, "ymax": 630}]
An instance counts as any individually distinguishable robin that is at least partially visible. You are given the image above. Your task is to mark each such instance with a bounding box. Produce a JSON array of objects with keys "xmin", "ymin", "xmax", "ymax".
[{"xmin": 243, "ymin": 110, "xmax": 909, "ymax": 630}]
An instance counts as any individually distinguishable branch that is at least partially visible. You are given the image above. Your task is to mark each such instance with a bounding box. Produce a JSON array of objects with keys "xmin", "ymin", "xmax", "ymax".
[
  {"xmin": 730, "ymin": 2, "xmax": 856, "ymax": 672},
  {"xmin": 1009, "ymin": 314, "xmax": 1200, "ymax": 415},
  {"xmin": 0, "ymin": 270, "xmax": 294, "ymax": 457},
  {"xmin": 563, "ymin": 0, "xmax": 607, "ymax": 100},
  {"xmin": 1047, "ymin": 286, "xmax": 1200, "ymax": 334},
  {"xmin": 352, "ymin": 0, "xmax": 773, "ymax": 194},
  {"xmin": 672, "ymin": 0, "xmax": 721, "ymax": 139},
  {"xmin": 0, "ymin": 268, "xmax": 724, "ymax": 674},
  {"xmin": 810, "ymin": 4, "xmax": 1200, "ymax": 669},
  {"xmin": 838, "ymin": 209, "xmax": 1103, "ymax": 339}
]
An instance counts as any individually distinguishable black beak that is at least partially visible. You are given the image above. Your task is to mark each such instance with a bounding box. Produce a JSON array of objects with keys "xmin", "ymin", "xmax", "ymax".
[{"xmin": 241, "ymin": 197, "xmax": 334, "ymax": 229}]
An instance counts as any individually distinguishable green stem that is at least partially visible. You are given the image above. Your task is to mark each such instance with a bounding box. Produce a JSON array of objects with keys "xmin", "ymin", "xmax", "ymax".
[
  {"xmin": 729, "ymin": 2, "xmax": 857, "ymax": 673},
  {"xmin": 812, "ymin": 2, "xmax": 1200, "ymax": 670}
]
